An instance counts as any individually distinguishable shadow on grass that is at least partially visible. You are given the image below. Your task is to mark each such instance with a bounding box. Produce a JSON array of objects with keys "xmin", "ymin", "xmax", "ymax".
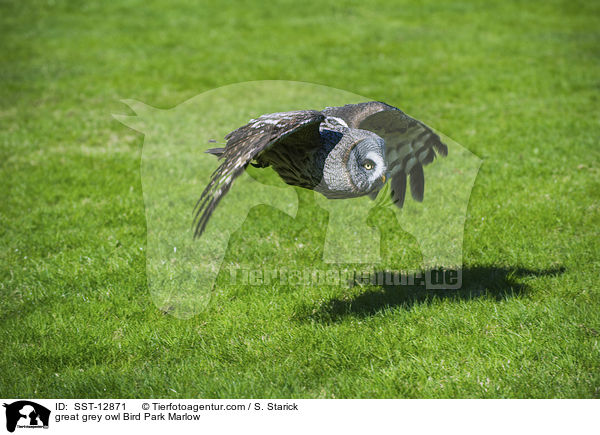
[{"xmin": 294, "ymin": 266, "xmax": 565, "ymax": 323}]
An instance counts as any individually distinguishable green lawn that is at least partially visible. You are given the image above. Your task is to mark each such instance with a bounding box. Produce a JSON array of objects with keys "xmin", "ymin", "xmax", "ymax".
[{"xmin": 1, "ymin": 0, "xmax": 599, "ymax": 398}]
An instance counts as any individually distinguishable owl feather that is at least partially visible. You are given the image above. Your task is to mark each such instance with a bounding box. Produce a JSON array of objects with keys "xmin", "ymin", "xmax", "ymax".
[
  {"xmin": 193, "ymin": 110, "xmax": 324, "ymax": 238},
  {"xmin": 323, "ymin": 101, "xmax": 447, "ymax": 207},
  {"xmin": 194, "ymin": 102, "xmax": 448, "ymax": 238}
]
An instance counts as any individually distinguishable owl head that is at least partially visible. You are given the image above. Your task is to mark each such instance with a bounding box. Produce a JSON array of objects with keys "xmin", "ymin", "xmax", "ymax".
[{"xmin": 320, "ymin": 129, "xmax": 388, "ymax": 198}]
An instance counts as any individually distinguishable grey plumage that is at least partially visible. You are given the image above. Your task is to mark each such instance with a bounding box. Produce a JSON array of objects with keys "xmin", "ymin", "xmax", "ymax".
[
  {"xmin": 323, "ymin": 101, "xmax": 447, "ymax": 207},
  {"xmin": 193, "ymin": 102, "xmax": 447, "ymax": 238}
]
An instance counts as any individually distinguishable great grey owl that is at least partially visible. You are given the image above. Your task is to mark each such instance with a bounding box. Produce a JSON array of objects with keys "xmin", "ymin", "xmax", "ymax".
[{"xmin": 193, "ymin": 101, "xmax": 448, "ymax": 238}]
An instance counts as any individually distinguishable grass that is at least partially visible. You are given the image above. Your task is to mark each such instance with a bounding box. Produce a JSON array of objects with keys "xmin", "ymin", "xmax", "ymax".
[{"xmin": 1, "ymin": 0, "xmax": 599, "ymax": 398}]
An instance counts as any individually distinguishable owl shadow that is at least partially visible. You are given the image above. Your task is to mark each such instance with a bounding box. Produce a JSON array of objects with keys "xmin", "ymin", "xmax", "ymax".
[{"xmin": 295, "ymin": 265, "xmax": 565, "ymax": 323}]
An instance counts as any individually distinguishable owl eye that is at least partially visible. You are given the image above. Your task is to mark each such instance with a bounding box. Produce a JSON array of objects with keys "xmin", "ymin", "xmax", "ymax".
[{"xmin": 363, "ymin": 160, "xmax": 374, "ymax": 170}]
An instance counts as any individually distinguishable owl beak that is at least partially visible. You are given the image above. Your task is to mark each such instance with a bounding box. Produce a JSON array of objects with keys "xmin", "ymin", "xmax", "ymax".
[{"xmin": 381, "ymin": 174, "xmax": 387, "ymax": 184}]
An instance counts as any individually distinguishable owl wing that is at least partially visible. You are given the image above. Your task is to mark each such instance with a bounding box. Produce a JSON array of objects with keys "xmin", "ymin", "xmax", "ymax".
[
  {"xmin": 193, "ymin": 110, "xmax": 324, "ymax": 238},
  {"xmin": 323, "ymin": 102, "xmax": 447, "ymax": 207}
]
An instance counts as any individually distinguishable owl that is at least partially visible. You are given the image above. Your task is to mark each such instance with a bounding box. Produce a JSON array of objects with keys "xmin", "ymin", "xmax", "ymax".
[{"xmin": 193, "ymin": 101, "xmax": 447, "ymax": 237}]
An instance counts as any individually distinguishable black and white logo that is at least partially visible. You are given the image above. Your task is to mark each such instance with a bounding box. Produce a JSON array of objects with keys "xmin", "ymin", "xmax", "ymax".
[{"xmin": 3, "ymin": 401, "xmax": 50, "ymax": 433}]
